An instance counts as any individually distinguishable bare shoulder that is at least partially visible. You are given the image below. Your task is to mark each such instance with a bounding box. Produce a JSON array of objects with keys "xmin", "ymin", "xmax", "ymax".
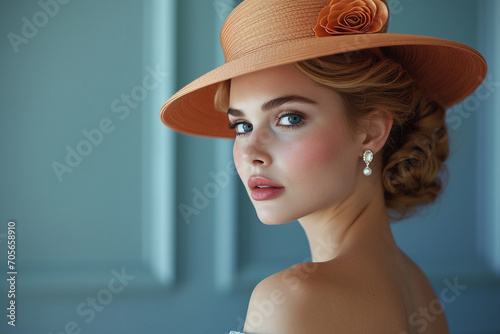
[
  {"xmin": 243, "ymin": 263, "xmax": 333, "ymax": 334},
  {"xmin": 243, "ymin": 262, "xmax": 405, "ymax": 334}
]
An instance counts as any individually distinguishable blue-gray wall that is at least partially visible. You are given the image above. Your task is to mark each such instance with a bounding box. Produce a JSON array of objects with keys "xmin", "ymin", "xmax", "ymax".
[{"xmin": 0, "ymin": 0, "xmax": 499, "ymax": 333}]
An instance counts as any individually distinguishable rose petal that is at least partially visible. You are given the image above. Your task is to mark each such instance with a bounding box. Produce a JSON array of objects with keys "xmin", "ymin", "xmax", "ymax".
[
  {"xmin": 313, "ymin": 6, "xmax": 334, "ymax": 37},
  {"xmin": 364, "ymin": 1, "xmax": 377, "ymax": 19},
  {"xmin": 320, "ymin": 15, "xmax": 330, "ymax": 30},
  {"xmin": 369, "ymin": 21, "xmax": 381, "ymax": 32},
  {"xmin": 375, "ymin": 1, "xmax": 389, "ymax": 26}
]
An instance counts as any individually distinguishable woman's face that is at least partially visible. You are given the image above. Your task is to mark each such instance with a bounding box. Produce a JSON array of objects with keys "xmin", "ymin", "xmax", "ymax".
[{"xmin": 229, "ymin": 65, "xmax": 364, "ymax": 225}]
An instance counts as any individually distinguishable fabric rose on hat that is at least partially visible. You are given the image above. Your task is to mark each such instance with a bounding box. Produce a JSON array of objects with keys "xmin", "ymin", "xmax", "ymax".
[{"xmin": 314, "ymin": 0, "xmax": 389, "ymax": 37}]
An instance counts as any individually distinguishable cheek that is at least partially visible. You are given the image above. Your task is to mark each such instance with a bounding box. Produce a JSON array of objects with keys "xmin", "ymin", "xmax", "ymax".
[{"xmin": 280, "ymin": 129, "xmax": 347, "ymax": 177}]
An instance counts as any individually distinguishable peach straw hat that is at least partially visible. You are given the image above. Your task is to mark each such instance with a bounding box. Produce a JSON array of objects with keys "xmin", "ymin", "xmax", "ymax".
[{"xmin": 160, "ymin": 0, "xmax": 487, "ymax": 138}]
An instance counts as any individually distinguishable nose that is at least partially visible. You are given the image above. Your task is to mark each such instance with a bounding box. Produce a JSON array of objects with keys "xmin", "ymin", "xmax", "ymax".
[{"xmin": 239, "ymin": 128, "xmax": 273, "ymax": 167}]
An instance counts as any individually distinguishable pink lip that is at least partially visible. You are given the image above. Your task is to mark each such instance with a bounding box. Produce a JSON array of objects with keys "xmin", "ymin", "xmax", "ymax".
[{"xmin": 248, "ymin": 176, "xmax": 285, "ymax": 201}]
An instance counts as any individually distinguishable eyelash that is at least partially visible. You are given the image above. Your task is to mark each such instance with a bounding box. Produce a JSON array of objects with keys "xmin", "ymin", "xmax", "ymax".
[{"xmin": 228, "ymin": 111, "xmax": 306, "ymax": 136}]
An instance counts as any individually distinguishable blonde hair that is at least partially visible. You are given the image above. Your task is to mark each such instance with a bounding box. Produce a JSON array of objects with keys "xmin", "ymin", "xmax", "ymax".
[{"xmin": 215, "ymin": 50, "xmax": 449, "ymax": 219}]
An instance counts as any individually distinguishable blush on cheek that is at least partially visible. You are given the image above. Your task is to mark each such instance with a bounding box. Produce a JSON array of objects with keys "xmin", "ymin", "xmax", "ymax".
[{"xmin": 281, "ymin": 130, "xmax": 345, "ymax": 175}]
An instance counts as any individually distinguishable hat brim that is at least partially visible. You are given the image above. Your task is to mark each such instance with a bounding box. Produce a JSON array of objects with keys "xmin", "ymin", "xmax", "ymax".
[{"xmin": 160, "ymin": 33, "xmax": 487, "ymax": 138}]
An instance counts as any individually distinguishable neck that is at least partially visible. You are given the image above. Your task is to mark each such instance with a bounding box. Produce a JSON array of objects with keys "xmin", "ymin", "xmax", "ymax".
[{"xmin": 298, "ymin": 188, "xmax": 397, "ymax": 263}]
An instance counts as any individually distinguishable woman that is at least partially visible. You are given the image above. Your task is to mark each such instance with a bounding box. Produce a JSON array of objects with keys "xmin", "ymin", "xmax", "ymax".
[{"xmin": 160, "ymin": 0, "xmax": 487, "ymax": 333}]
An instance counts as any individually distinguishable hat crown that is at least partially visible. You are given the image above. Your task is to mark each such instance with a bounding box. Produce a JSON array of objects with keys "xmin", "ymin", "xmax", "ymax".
[
  {"xmin": 221, "ymin": 0, "xmax": 390, "ymax": 62},
  {"xmin": 221, "ymin": 0, "xmax": 327, "ymax": 62}
]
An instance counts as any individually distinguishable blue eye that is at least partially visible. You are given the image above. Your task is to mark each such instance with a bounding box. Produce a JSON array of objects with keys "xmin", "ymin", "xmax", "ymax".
[
  {"xmin": 228, "ymin": 121, "xmax": 253, "ymax": 135},
  {"xmin": 237, "ymin": 123, "xmax": 253, "ymax": 133},
  {"xmin": 279, "ymin": 114, "xmax": 303, "ymax": 126}
]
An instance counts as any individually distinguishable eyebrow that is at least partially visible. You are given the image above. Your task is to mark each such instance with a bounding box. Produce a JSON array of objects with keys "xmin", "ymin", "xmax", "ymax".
[{"xmin": 227, "ymin": 95, "xmax": 318, "ymax": 116}]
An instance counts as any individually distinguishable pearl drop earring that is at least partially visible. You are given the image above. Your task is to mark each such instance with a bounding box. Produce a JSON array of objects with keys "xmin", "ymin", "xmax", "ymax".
[{"xmin": 363, "ymin": 150, "xmax": 373, "ymax": 176}]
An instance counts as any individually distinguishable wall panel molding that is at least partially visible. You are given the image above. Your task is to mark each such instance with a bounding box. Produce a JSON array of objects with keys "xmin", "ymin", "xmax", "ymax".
[
  {"xmin": 17, "ymin": 0, "xmax": 178, "ymax": 297},
  {"xmin": 141, "ymin": 0, "xmax": 178, "ymax": 287},
  {"xmin": 214, "ymin": 140, "xmax": 239, "ymax": 291}
]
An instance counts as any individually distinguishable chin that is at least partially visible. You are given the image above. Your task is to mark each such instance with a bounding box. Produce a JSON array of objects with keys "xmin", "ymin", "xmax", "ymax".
[{"xmin": 255, "ymin": 209, "xmax": 296, "ymax": 225}]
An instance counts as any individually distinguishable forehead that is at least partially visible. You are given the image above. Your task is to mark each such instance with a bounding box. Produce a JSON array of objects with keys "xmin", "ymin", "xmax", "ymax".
[
  {"xmin": 231, "ymin": 65, "xmax": 312, "ymax": 97},
  {"xmin": 229, "ymin": 65, "xmax": 341, "ymax": 108}
]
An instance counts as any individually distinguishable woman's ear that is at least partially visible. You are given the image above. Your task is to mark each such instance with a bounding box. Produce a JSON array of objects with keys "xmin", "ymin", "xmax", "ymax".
[{"xmin": 360, "ymin": 110, "xmax": 393, "ymax": 155}]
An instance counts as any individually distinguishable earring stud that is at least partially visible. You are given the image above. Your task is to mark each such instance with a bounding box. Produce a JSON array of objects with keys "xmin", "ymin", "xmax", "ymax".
[{"xmin": 363, "ymin": 150, "xmax": 373, "ymax": 176}]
